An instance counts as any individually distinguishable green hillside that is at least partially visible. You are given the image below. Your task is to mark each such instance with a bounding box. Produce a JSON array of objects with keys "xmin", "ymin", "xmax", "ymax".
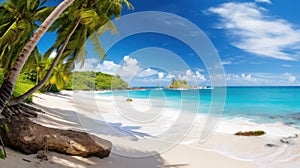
[{"xmin": 65, "ymin": 71, "xmax": 128, "ymax": 90}]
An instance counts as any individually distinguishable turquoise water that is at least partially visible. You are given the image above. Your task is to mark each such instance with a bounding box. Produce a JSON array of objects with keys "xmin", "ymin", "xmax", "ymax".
[{"xmin": 98, "ymin": 87, "xmax": 300, "ymax": 127}]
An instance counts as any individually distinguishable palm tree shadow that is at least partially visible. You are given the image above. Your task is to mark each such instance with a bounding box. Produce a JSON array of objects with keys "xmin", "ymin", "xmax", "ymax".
[
  {"xmin": 30, "ymin": 104, "xmax": 189, "ymax": 168},
  {"xmin": 96, "ymin": 145, "xmax": 189, "ymax": 168},
  {"xmin": 32, "ymin": 103, "xmax": 153, "ymax": 141},
  {"xmin": 47, "ymin": 144, "xmax": 188, "ymax": 168}
]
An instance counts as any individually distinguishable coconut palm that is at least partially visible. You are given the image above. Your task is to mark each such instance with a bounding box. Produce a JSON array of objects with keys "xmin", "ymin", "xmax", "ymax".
[
  {"xmin": 10, "ymin": 0, "xmax": 133, "ymax": 105},
  {"xmin": 0, "ymin": 0, "xmax": 53, "ymax": 73},
  {"xmin": 0, "ymin": 0, "xmax": 76, "ymax": 113},
  {"xmin": 23, "ymin": 48, "xmax": 45, "ymax": 84},
  {"xmin": 43, "ymin": 61, "xmax": 69, "ymax": 91}
]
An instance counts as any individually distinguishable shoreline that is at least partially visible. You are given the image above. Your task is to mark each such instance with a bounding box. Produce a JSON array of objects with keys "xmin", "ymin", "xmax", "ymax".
[{"xmin": 1, "ymin": 90, "xmax": 299, "ymax": 167}]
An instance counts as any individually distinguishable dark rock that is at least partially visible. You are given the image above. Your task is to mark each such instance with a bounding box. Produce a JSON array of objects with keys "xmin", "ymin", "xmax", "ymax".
[{"xmin": 126, "ymin": 98, "xmax": 133, "ymax": 102}]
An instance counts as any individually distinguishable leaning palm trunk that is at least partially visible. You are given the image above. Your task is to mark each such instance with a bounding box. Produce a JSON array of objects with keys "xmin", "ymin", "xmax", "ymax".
[
  {"xmin": 0, "ymin": 0, "xmax": 76, "ymax": 113},
  {"xmin": 10, "ymin": 19, "xmax": 81, "ymax": 106}
]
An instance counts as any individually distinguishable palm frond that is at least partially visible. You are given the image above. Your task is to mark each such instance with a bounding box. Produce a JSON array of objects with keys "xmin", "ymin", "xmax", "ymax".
[{"xmin": 88, "ymin": 32, "xmax": 106, "ymax": 61}]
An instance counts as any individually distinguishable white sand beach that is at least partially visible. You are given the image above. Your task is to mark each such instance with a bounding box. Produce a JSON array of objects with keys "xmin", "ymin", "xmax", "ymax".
[{"xmin": 1, "ymin": 91, "xmax": 299, "ymax": 168}]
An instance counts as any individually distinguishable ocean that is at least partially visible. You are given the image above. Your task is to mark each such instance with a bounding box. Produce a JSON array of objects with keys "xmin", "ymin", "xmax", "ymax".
[
  {"xmin": 94, "ymin": 87, "xmax": 300, "ymax": 167},
  {"xmin": 98, "ymin": 87, "xmax": 300, "ymax": 129}
]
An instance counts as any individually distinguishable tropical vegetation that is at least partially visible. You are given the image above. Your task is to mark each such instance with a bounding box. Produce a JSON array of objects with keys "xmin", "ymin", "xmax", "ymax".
[
  {"xmin": 65, "ymin": 71, "xmax": 128, "ymax": 90},
  {"xmin": 0, "ymin": 0, "xmax": 132, "ymax": 109},
  {"xmin": 169, "ymin": 79, "xmax": 191, "ymax": 88},
  {"xmin": 0, "ymin": 69, "xmax": 35, "ymax": 103},
  {"xmin": 0, "ymin": 0, "xmax": 76, "ymax": 112},
  {"xmin": 0, "ymin": 0, "xmax": 133, "ymax": 159}
]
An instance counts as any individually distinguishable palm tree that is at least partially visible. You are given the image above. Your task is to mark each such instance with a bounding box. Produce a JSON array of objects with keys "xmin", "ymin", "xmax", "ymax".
[
  {"xmin": 23, "ymin": 48, "xmax": 45, "ymax": 85},
  {"xmin": 43, "ymin": 61, "xmax": 69, "ymax": 91},
  {"xmin": 10, "ymin": 0, "xmax": 133, "ymax": 105},
  {"xmin": 0, "ymin": 0, "xmax": 76, "ymax": 113},
  {"xmin": 0, "ymin": 0, "xmax": 53, "ymax": 73}
]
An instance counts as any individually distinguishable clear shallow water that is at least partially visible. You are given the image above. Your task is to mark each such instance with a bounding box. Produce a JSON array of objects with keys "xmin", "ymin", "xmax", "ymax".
[{"xmin": 98, "ymin": 87, "xmax": 300, "ymax": 128}]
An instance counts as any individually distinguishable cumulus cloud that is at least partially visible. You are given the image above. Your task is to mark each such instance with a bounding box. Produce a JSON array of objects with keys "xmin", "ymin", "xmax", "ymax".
[
  {"xmin": 49, "ymin": 50, "xmax": 57, "ymax": 58},
  {"xmin": 158, "ymin": 72, "xmax": 164, "ymax": 79},
  {"xmin": 95, "ymin": 60, "xmax": 120, "ymax": 75},
  {"xmin": 283, "ymin": 72, "xmax": 296, "ymax": 83},
  {"xmin": 74, "ymin": 58, "xmax": 98, "ymax": 72},
  {"xmin": 137, "ymin": 68, "xmax": 158, "ymax": 77},
  {"xmin": 178, "ymin": 70, "xmax": 207, "ymax": 84},
  {"xmin": 115, "ymin": 56, "xmax": 161, "ymax": 82},
  {"xmin": 75, "ymin": 58, "xmax": 120, "ymax": 75},
  {"xmin": 226, "ymin": 72, "xmax": 298, "ymax": 86},
  {"xmin": 208, "ymin": 2, "xmax": 300, "ymax": 60}
]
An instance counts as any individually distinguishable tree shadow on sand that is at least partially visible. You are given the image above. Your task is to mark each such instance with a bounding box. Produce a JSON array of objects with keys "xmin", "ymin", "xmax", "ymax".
[
  {"xmin": 29, "ymin": 104, "xmax": 189, "ymax": 168},
  {"xmin": 44, "ymin": 145, "xmax": 189, "ymax": 168}
]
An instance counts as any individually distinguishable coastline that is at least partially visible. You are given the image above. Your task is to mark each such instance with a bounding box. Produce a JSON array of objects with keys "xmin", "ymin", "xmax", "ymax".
[{"xmin": 1, "ymin": 90, "xmax": 299, "ymax": 167}]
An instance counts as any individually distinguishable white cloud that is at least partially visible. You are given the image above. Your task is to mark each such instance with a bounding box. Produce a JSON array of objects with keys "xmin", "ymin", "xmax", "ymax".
[
  {"xmin": 282, "ymin": 64, "xmax": 293, "ymax": 68},
  {"xmin": 178, "ymin": 70, "xmax": 207, "ymax": 84},
  {"xmin": 75, "ymin": 58, "xmax": 121, "ymax": 75},
  {"xmin": 222, "ymin": 61, "xmax": 232, "ymax": 65},
  {"xmin": 49, "ymin": 50, "xmax": 57, "ymax": 58},
  {"xmin": 255, "ymin": 0, "xmax": 272, "ymax": 4},
  {"xmin": 74, "ymin": 58, "xmax": 98, "ymax": 71},
  {"xmin": 283, "ymin": 72, "xmax": 296, "ymax": 83},
  {"xmin": 166, "ymin": 74, "xmax": 175, "ymax": 79},
  {"xmin": 95, "ymin": 60, "xmax": 120, "ymax": 75},
  {"xmin": 158, "ymin": 72, "xmax": 164, "ymax": 79},
  {"xmin": 241, "ymin": 73, "xmax": 257, "ymax": 83},
  {"xmin": 115, "ymin": 56, "xmax": 164, "ymax": 83},
  {"xmin": 115, "ymin": 56, "xmax": 141, "ymax": 82},
  {"xmin": 225, "ymin": 72, "xmax": 298, "ymax": 86},
  {"xmin": 137, "ymin": 68, "xmax": 158, "ymax": 77},
  {"xmin": 208, "ymin": 2, "xmax": 300, "ymax": 60},
  {"xmin": 76, "ymin": 57, "xmax": 299, "ymax": 86}
]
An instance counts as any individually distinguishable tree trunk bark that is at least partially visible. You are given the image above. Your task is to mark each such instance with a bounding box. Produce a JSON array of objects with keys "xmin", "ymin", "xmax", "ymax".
[
  {"xmin": 0, "ymin": 0, "xmax": 76, "ymax": 113},
  {"xmin": 0, "ymin": 118, "xmax": 112, "ymax": 158},
  {"xmin": 10, "ymin": 18, "xmax": 81, "ymax": 106}
]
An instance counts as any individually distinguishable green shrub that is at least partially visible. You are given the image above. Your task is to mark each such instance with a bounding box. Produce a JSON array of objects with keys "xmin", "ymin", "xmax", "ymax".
[
  {"xmin": 0, "ymin": 69, "xmax": 35, "ymax": 104},
  {"xmin": 12, "ymin": 74, "xmax": 35, "ymax": 103}
]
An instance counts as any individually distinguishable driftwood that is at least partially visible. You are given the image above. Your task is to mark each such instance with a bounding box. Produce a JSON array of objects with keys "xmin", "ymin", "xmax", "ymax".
[{"xmin": 0, "ymin": 118, "xmax": 112, "ymax": 158}]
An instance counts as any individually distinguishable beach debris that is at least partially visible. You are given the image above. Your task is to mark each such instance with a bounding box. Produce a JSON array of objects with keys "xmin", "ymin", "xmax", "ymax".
[
  {"xmin": 0, "ymin": 118, "xmax": 112, "ymax": 159},
  {"xmin": 36, "ymin": 151, "xmax": 48, "ymax": 161},
  {"xmin": 265, "ymin": 144, "xmax": 279, "ymax": 147},
  {"xmin": 287, "ymin": 134, "xmax": 298, "ymax": 139},
  {"xmin": 234, "ymin": 130, "xmax": 266, "ymax": 136},
  {"xmin": 22, "ymin": 158, "xmax": 32, "ymax": 162},
  {"xmin": 126, "ymin": 98, "xmax": 133, "ymax": 102},
  {"xmin": 280, "ymin": 134, "xmax": 298, "ymax": 145},
  {"xmin": 280, "ymin": 138, "xmax": 291, "ymax": 144}
]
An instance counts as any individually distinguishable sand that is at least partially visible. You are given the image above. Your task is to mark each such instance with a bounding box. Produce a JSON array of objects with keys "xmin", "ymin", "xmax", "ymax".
[{"xmin": 2, "ymin": 90, "xmax": 297, "ymax": 168}]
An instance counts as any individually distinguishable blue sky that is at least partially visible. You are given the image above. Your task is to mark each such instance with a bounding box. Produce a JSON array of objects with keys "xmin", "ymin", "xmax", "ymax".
[
  {"xmin": 3, "ymin": 0, "xmax": 300, "ymax": 86},
  {"xmin": 84, "ymin": 0, "xmax": 300, "ymax": 86}
]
